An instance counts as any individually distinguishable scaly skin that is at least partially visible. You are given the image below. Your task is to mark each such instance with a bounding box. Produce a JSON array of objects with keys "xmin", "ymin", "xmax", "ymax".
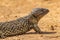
[{"xmin": 0, "ymin": 8, "xmax": 49, "ymax": 38}]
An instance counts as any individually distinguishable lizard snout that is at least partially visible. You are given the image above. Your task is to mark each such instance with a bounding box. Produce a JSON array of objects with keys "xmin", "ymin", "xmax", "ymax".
[{"xmin": 43, "ymin": 8, "xmax": 49, "ymax": 13}]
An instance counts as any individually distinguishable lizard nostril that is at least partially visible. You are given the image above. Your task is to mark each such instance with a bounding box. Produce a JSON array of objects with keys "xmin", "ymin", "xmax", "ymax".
[{"xmin": 47, "ymin": 9, "xmax": 49, "ymax": 12}]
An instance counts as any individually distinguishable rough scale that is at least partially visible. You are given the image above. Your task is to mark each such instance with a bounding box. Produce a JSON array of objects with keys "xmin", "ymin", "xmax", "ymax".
[{"xmin": 0, "ymin": 8, "xmax": 49, "ymax": 38}]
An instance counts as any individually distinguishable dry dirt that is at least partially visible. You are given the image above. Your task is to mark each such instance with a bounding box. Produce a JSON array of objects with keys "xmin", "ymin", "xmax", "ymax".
[{"xmin": 0, "ymin": 0, "xmax": 60, "ymax": 40}]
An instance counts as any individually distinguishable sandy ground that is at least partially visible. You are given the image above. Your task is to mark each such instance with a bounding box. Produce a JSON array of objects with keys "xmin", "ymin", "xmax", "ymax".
[{"xmin": 0, "ymin": 0, "xmax": 60, "ymax": 40}]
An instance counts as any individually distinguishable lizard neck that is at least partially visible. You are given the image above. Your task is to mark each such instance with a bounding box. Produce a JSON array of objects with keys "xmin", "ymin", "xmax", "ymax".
[{"xmin": 32, "ymin": 14, "xmax": 40, "ymax": 22}]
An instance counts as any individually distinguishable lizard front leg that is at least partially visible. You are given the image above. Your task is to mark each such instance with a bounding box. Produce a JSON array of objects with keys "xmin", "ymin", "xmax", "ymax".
[{"xmin": 33, "ymin": 24, "xmax": 42, "ymax": 33}]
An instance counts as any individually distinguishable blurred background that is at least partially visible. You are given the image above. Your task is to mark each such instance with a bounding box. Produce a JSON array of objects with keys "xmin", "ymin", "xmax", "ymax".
[{"xmin": 0, "ymin": 0, "xmax": 60, "ymax": 40}]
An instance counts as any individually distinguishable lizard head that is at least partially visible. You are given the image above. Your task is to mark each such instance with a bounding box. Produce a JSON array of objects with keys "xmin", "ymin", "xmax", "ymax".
[{"xmin": 31, "ymin": 8, "xmax": 49, "ymax": 21}]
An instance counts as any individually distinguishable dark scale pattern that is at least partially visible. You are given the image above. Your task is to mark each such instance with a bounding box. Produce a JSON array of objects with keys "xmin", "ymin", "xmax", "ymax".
[{"xmin": 0, "ymin": 8, "xmax": 49, "ymax": 38}]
